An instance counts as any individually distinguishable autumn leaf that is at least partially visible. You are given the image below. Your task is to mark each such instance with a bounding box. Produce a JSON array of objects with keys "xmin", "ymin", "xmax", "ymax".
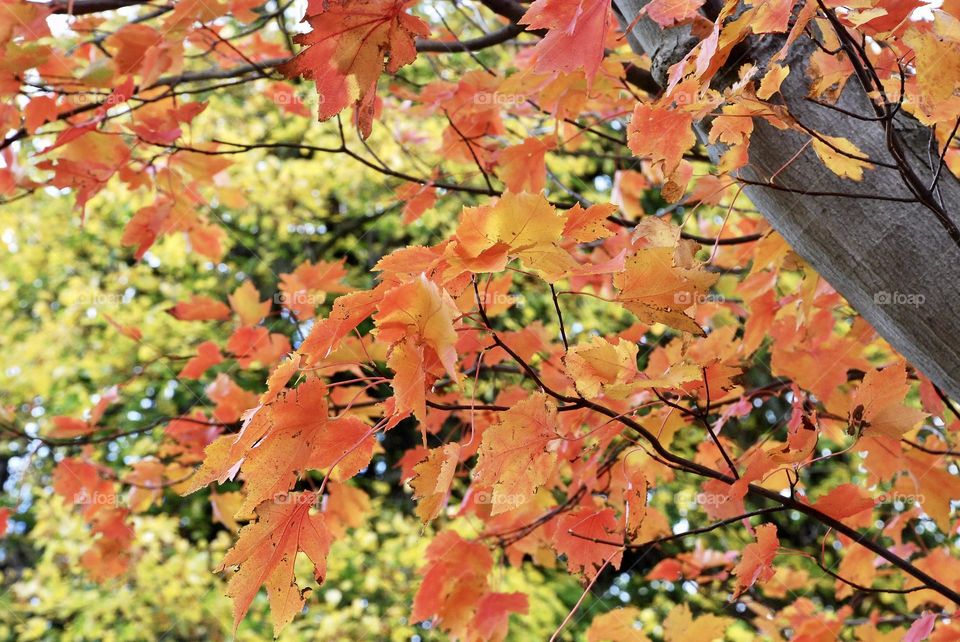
[
  {"xmin": 497, "ymin": 137, "xmax": 553, "ymax": 193},
  {"xmin": 471, "ymin": 592, "xmax": 529, "ymax": 642},
  {"xmin": 904, "ymin": 611, "xmax": 937, "ymax": 642},
  {"xmin": 178, "ymin": 340, "xmax": 223, "ymax": 379},
  {"xmin": 553, "ymin": 507, "xmax": 623, "ymax": 578},
  {"xmin": 217, "ymin": 493, "xmax": 331, "ymax": 635},
  {"xmin": 662, "ymin": 603, "xmax": 732, "ymax": 642},
  {"xmin": 410, "ymin": 443, "xmax": 460, "ymax": 522},
  {"xmin": 811, "ymin": 134, "xmax": 873, "ymax": 180},
  {"xmin": 447, "ymin": 191, "xmax": 578, "ymax": 279},
  {"xmin": 49, "ymin": 416, "xmax": 94, "ymax": 438},
  {"xmin": 374, "ymin": 274, "xmax": 460, "ymax": 381},
  {"xmin": 849, "ymin": 363, "xmax": 928, "ymax": 440},
  {"xmin": 278, "ymin": 259, "xmax": 353, "ymax": 319},
  {"xmin": 586, "ymin": 607, "xmax": 649, "ymax": 642},
  {"xmin": 732, "ymin": 523, "xmax": 778, "ymax": 597},
  {"xmin": 613, "ymin": 220, "xmax": 718, "ymax": 335},
  {"xmin": 628, "ymin": 103, "xmax": 696, "ymax": 178},
  {"xmin": 395, "ymin": 182, "xmax": 438, "ymax": 224},
  {"xmin": 520, "ymin": 0, "xmax": 611, "ymax": 82},
  {"xmin": 167, "ymin": 295, "xmax": 231, "ymax": 321},
  {"xmin": 644, "ymin": 0, "xmax": 706, "ymax": 27},
  {"xmin": 283, "ymin": 0, "xmax": 429, "ymax": 138},
  {"xmin": 53, "ymin": 459, "xmax": 116, "ymax": 519},
  {"xmin": 562, "ymin": 202, "xmax": 617, "ymax": 243},
  {"xmin": 228, "ymin": 281, "xmax": 270, "ymax": 326},
  {"xmin": 748, "ymin": 0, "xmax": 794, "ymax": 33},
  {"xmin": 474, "ymin": 393, "xmax": 559, "ymax": 515},
  {"xmin": 563, "ymin": 335, "xmax": 639, "ymax": 399},
  {"xmin": 757, "ymin": 63, "xmax": 790, "ymax": 99},
  {"xmin": 411, "ymin": 531, "xmax": 495, "ymax": 637},
  {"xmin": 812, "ymin": 483, "xmax": 876, "ymax": 520}
]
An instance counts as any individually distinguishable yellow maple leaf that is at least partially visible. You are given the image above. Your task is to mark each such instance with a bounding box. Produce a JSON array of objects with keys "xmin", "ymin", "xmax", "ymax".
[{"xmin": 811, "ymin": 134, "xmax": 873, "ymax": 180}]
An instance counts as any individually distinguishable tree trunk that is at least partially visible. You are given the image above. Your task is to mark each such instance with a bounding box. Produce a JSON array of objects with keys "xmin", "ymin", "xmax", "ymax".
[{"xmin": 613, "ymin": 0, "xmax": 960, "ymax": 400}]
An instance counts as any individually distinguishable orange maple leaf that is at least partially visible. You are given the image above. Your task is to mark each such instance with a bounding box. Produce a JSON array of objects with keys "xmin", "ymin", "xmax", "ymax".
[
  {"xmin": 410, "ymin": 443, "xmax": 460, "ymax": 522},
  {"xmin": 167, "ymin": 294, "xmax": 231, "ymax": 321},
  {"xmin": 848, "ymin": 363, "xmax": 927, "ymax": 440},
  {"xmin": 283, "ymin": 0, "xmax": 429, "ymax": 138},
  {"xmin": 218, "ymin": 493, "xmax": 331, "ymax": 635},
  {"xmin": 520, "ymin": 0, "xmax": 611, "ymax": 82},
  {"xmin": 474, "ymin": 393, "xmax": 559, "ymax": 515},
  {"xmin": 553, "ymin": 507, "xmax": 623, "ymax": 578},
  {"xmin": 732, "ymin": 523, "xmax": 778, "ymax": 597},
  {"xmin": 627, "ymin": 103, "xmax": 696, "ymax": 179},
  {"xmin": 613, "ymin": 219, "xmax": 718, "ymax": 335}
]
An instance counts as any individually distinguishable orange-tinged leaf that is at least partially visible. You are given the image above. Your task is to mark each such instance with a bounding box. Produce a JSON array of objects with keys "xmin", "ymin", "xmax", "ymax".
[
  {"xmin": 278, "ymin": 259, "xmax": 353, "ymax": 319},
  {"xmin": 298, "ymin": 288, "xmax": 384, "ymax": 364},
  {"xmin": 448, "ymin": 191, "xmax": 575, "ymax": 279},
  {"xmin": 395, "ymin": 182, "xmax": 437, "ymax": 224},
  {"xmin": 282, "ymin": 0, "xmax": 429, "ymax": 138},
  {"xmin": 849, "ymin": 363, "xmax": 927, "ymax": 440},
  {"xmin": 757, "ymin": 63, "xmax": 790, "ymax": 100},
  {"xmin": 218, "ymin": 493, "xmax": 331, "ymax": 635},
  {"xmin": 474, "ymin": 393, "xmax": 559, "ymax": 515},
  {"xmin": 387, "ymin": 338, "xmax": 429, "ymax": 424},
  {"xmin": 562, "ymin": 202, "xmax": 616, "ymax": 243},
  {"xmin": 322, "ymin": 481, "xmax": 371, "ymax": 537},
  {"xmin": 563, "ymin": 335, "xmax": 639, "ymax": 399},
  {"xmin": 410, "ymin": 443, "xmax": 460, "ymax": 522},
  {"xmin": 520, "ymin": 0, "xmax": 611, "ymax": 82},
  {"xmin": 411, "ymin": 531, "xmax": 493, "ymax": 635},
  {"xmin": 205, "ymin": 373, "xmax": 259, "ymax": 424},
  {"xmin": 178, "ymin": 340, "xmax": 223, "ymax": 379},
  {"xmin": 49, "ymin": 416, "xmax": 93, "ymax": 438},
  {"xmin": 211, "ymin": 491, "xmax": 245, "ymax": 532},
  {"xmin": 497, "ymin": 137, "xmax": 552, "ymax": 193},
  {"xmin": 613, "ymin": 230, "xmax": 718, "ymax": 335},
  {"xmin": 812, "ymin": 483, "xmax": 875, "ymax": 520},
  {"xmin": 628, "ymin": 104, "xmax": 696, "ymax": 177},
  {"xmin": 229, "ymin": 281, "xmax": 270, "ymax": 326},
  {"xmin": 553, "ymin": 507, "xmax": 623, "ymax": 578},
  {"xmin": 471, "ymin": 592, "xmax": 529, "ymax": 642},
  {"xmin": 306, "ymin": 415, "xmax": 377, "ymax": 482},
  {"xmin": 748, "ymin": 0, "xmax": 794, "ymax": 33},
  {"xmin": 644, "ymin": 0, "xmax": 706, "ymax": 27},
  {"xmin": 662, "ymin": 603, "xmax": 732, "ymax": 642},
  {"xmin": 168, "ymin": 295, "xmax": 231, "ymax": 321},
  {"xmin": 53, "ymin": 459, "xmax": 116, "ymax": 519},
  {"xmin": 586, "ymin": 607, "xmax": 649, "ymax": 642},
  {"xmin": 732, "ymin": 523, "xmax": 778, "ymax": 597},
  {"xmin": 24, "ymin": 95, "xmax": 58, "ymax": 133},
  {"xmin": 375, "ymin": 275, "xmax": 459, "ymax": 380}
]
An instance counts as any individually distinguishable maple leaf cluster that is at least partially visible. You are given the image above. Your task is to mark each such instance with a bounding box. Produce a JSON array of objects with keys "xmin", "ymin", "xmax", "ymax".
[{"xmin": 3, "ymin": 0, "xmax": 960, "ymax": 639}]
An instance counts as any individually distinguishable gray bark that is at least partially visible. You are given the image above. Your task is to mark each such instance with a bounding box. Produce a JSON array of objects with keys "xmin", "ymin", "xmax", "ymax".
[{"xmin": 614, "ymin": 0, "xmax": 960, "ymax": 400}]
